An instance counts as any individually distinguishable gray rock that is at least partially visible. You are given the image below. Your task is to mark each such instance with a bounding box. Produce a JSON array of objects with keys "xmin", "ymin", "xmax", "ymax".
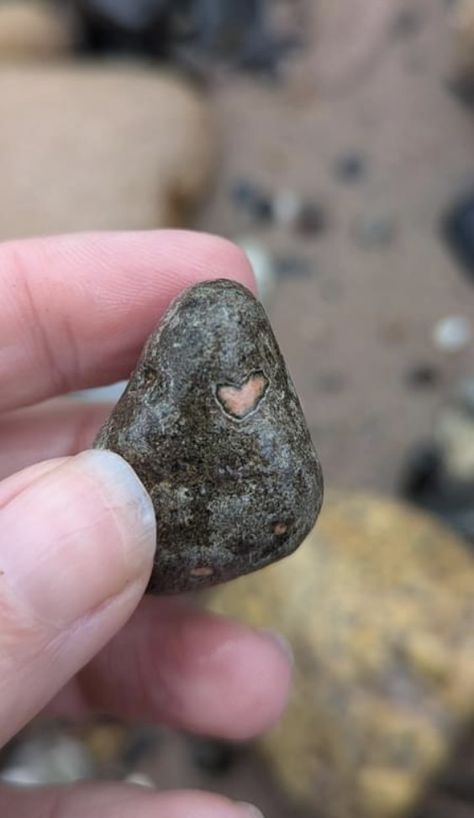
[
  {"xmin": 236, "ymin": 237, "xmax": 276, "ymax": 302},
  {"xmin": 456, "ymin": 376, "xmax": 474, "ymax": 416},
  {"xmin": 95, "ymin": 280, "xmax": 323, "ymax": 594},
  {"xmin": 432, "ymin": 315, "xmax": 472, "ymax": 353},
  {"xmin": 0, "ymin": 732, "xmax": 94, "ymax": 787},
  {"xmin": 334, "ymin": 152, "xmax": 367, "ymax": 183}
]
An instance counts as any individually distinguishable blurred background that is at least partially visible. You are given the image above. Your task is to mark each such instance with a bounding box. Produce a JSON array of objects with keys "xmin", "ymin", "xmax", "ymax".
[{"xmin": 0, "ymin": 1, "xmax": 473, "ymax": 816}]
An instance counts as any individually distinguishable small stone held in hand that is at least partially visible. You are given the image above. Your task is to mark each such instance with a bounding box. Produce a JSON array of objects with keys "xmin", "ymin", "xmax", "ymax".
[{"xmin": 95, "ymin": 279, "xmax": 323, "ymax": 594}]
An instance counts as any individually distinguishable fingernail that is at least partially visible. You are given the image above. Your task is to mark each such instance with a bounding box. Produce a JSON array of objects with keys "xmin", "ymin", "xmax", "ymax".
[
  {"xmin": 261, "ymin": 629, "xmax": 294, "ymax": 666},
  {"xmin": 1, "ymin": 450, "xmax": 156, "ymax": 627},
  {"xmin": 80, "ymin": 450, "xmax": 156, "ymax": 576},
  {"xmin": 238, "ymin": 803, "xmax": 265, "ymax": 818}
]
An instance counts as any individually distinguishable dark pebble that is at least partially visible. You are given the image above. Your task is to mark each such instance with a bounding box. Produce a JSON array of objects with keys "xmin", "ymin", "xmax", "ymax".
[
  {"xmin": 72, "ymin": 0, "xmax": 168, "ymax": 32},
  {"xmin": 230, "ymin": 180, "xmax": 273, "ymax": 224},
  {"xmin": 446, "ymin": 76, "xmax": 474, "ymax": 112},
  {"xmin": 295, "ymin": 202, "xmax": 327, "ymax": 238},
  {"xmin": 441, "ymin": 191, "xmax": 474, "ymax": 283},
  {"xmin": 456, "ymin": 377, "xmax": 474, "ymax": 417},
  {"xmin": 65, "ymin": 0, "xmax": 172, "ymax": 55},
  {"xmin": 334, "ymin": 153, "xmax": 367, "ymax": 183},
  {"xmin": 274, "ymin": 255, "xmax": 313, "ymax": 280},
  {"xmin": 122, "ymin": 726, "xmax": 161, "ymax": 767},
  {"xmin": 399, "ymin": 443, "xmax": 444, "ymax": 501},
  {"xmin": 405, "ymin": 364, "xmax": 440, "ymax": 389},
  {"xmin": 189, "ymin": 738, "xmax": 239, "ymax": 774},
  {"xmin": 65, "ymin": 0, "xmax": 292, "ymax": 72},
  {"xmin": 391, "ymin": 9, "xmax": 422, "ymax": 39},
  {"xmin": 95, "ymin": 280, "xmax": 323, "ymax": 594},
  {"xmin": 399, "ymin": 443, "xmax": 474, "ymax": 544}
]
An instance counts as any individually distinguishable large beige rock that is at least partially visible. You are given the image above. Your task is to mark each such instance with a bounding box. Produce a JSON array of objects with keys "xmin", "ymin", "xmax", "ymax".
[
  {"xmin": 0, "ymin": 1, "xmax": 70, "ymax": 61},
  {"xmin": 0, "ymin": 64, "xmax": 214, "ymax": 239},
  {"xmin": 207, "ymin": 493, "xmax": 474, "ymax": 818}
]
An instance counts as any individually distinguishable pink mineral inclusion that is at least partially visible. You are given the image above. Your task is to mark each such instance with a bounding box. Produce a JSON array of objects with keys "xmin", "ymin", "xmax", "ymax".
[{"xmin": 216, "ymin": 371, "xmax": 269, "ymax": 420}]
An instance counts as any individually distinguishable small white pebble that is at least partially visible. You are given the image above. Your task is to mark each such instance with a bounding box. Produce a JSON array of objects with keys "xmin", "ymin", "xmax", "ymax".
[
  {"xmin": 273, "ymin": 189, "xmax": 302, "ymax": 226},
  {"xmin": 125, "ymin": 772, "xmax": 155, "ymax": 788},
  {"xmin": 432, "ymin": 315, "xmax": 472, "ymax": 352},
  {"xmin": 238, "ymin": 803, "xmax": 265, "ymax": 818},
  {"xmin": 0, "ymin": 766, "xmax": 44, "ymax": 787},
  {"xmin": 236, "ymin": 237, "xmax": 276, "ymax": 303}
]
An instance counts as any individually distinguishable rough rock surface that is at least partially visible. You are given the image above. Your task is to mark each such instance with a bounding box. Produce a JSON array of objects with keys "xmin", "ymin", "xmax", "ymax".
[
  {"xmin": 95, "ymin": 279, "xmax": 323, "ymax": 594},
  {"xmin": 207, "ymin": 492, "xmax": 474, "ymax": 818},
  {"xmin": 0, "ymin": 63, "xmax": 214, "ymax": 239},
  {"xmin": 0, "ymin": 1, "xmax": 70, "ymax": 61}
]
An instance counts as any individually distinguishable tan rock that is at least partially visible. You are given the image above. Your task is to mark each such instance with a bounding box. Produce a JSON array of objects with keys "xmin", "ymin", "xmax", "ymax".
[
  {"xmin": 436, "ymin": 406, "xmax": 474, "ymax": 482},
  {"xmin": 0, "ymin": 64, "xmax": 215, "ymax": 239},
  {"xmin": 206, "ymin": 493, "xmax": 474, "ymax": 818},
  {"xmin": 79, "ymin": 722, "xmax": 129, "ymax": 768},
  {"xmin": 451, "ymin": 0, "xmax": 474, "ymax": 74},
  {"xmin": 0, "ymin": 1, "xmax": 70, "ymax": 61}
]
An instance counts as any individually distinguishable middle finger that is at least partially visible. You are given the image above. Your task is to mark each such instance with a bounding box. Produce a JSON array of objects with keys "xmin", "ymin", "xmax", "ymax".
[
  {"xmin": 0, "ymin": 398, "xmax": 113, "ymax": 480},
  {"xmin": 48, "ymin": 597, "xmax": 292, "ymax": 742}
]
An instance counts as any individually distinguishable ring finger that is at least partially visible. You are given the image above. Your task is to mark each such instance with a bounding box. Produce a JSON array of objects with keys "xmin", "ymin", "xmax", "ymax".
[
  {"xmin": 0, "ymin": 398, "xmax": 113, "ymax": 480},
  {"xmin": 0, "ymin": 783, "xmax": 262, "ymax": 818}
]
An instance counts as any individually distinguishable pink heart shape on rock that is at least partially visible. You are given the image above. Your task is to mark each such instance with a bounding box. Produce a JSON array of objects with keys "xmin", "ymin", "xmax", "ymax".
[{"xmin": 216, "ymin": 371, "xmax": 269, "ymax": 420}]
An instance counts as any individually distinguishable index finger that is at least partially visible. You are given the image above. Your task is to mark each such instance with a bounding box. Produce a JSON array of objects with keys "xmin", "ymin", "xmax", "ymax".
[{"xmin": 0, "ymin": 230, "xmax": 254, "ymax": 413}]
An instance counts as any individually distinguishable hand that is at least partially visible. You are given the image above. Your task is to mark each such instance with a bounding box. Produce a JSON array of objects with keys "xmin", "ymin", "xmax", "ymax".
[{"xmin": 0, "ymin": 231, "xmax": 291, "ymax": 818}]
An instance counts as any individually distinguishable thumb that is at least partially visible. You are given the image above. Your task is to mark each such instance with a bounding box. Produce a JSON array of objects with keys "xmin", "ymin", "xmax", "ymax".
[{"xmin": 0, "ymin": 450, "xmax": 155, "ymax": 746}]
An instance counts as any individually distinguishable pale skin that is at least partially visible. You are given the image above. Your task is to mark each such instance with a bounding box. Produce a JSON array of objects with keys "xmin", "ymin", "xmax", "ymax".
[{"xmin": 0, "ymin": 230, "xmax": 292, "ymax": 818}]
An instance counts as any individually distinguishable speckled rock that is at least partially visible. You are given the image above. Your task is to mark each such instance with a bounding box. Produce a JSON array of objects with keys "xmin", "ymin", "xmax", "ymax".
[
  {"xmin": 207, "ymin": 492, "xmax": 474, "ymax": 818},
  {"xmin": 0, "ymin": 2, "xmax": 70, "ymax": 61},
  {"xmin": 95, "ymin": 279, "xmax": 323, "ymax": 594},
  {"xmin": 0, "ymin": 64, "xmax": 214, "ymax": 239}
]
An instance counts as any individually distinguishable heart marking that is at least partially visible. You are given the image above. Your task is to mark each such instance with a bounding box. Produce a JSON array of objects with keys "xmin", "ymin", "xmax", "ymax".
[{"xmin": 216, "ymin": 371, "xmax": 269, "ymax": 420}]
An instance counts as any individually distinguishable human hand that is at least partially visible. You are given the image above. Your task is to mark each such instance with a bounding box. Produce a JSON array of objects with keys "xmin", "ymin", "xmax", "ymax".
[{"xmin": 0, "ymin": 231, "xmax": 292, "ymax": 818}]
